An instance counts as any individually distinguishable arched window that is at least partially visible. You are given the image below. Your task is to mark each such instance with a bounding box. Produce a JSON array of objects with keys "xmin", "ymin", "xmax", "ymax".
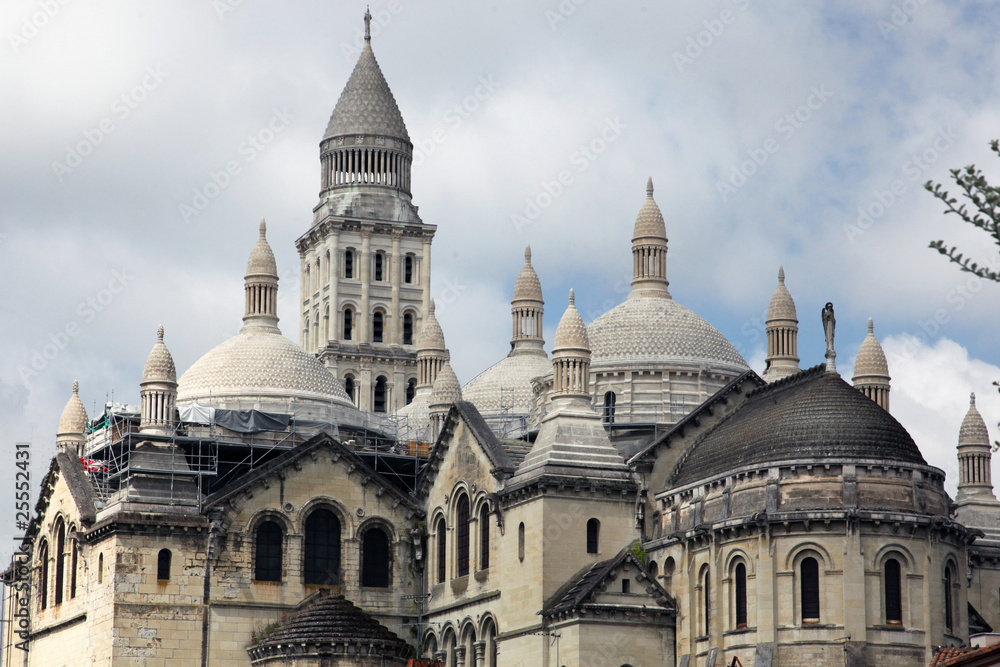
[
  {"xmin": 403, "ymin": 313, "xmax": 414, "ymax": 345},
  {"xmin": 479, "ymin": 504, "xmax": 490, "ymax": 571},
  {"xmin": 374, "ymin": 252, "xmax": 384, "ymax": 281},
  {"xmin": 603, "ymin": 391, "xmax": 617, "ymax": 425},
  {"xmin": 405, "ymin": 378, "xmax": 416, "ymax": 405},
  {"xmin": 436, "ymin": 517, "xmax": 447, "ymax": 583},
  {"xmin": 456, "ymin": 495, "xmax": 470, "ymax": 577},
  {"xmin": 373, "ymin": 311, "xmax": 384, "ymax": 343},
  {"xmin": 304, "ymin": 509, "xmax": 341, "ymax": 586},
  {"xmin": 482, "ymin": 617, "xmax": 498, "ymax": 667},
  {"xmin": 374, "ymin": 376, "xmax": 387, "ymax": 413},
  {"xmin": 518, "ymin": 522, "xmax": 525, "ymax": 562},
  {"xmin": 587, "ymin": 518, "xmax": 600, "ymax": 554},
  {"xmin": 344, "ymin": 308, "xmax": 353, "ymax": 340},
  {"xmin": 648, "ymin": 560, "xmax": 659, "ymax": 581},
  {"xmin": 97, "ymin": 553, "xmax": 103, "ymax": 585},
  {"xmin": 345, "ymin": 250, "xmax": 354, "ymax": 279},
  {"xmin": 885, "ymin": 558, "xmax": 902, "ymax": 625},
  {"xmin": 801, "ymin": 557, "xmax": 820, "ymax": 623},
  {"xmin": 39, "ymin": 540, "xmax": 48, "ymax": 610},
  {"xmin": 255, "ymin": 520, "xmax": 283, "ymax": 582},
  {"xmin": 663, "ymin": 556, "xmax": 675, "ymax": 594},
  {"xmin": 735, "ymin": 562, "xmax": 748, "ymax": 629},
  {"xmin": 361, "ymin": 528, "xmax": 391, "ymax": 588},
  {"xmin": 404, "ymin": 255, "xmax": 414, "ymax": 284},
  {"xmin": 54, "ymin": 519, "xmax": 65, "ymax": 605},
  {"xmin": 344, "ymin": 375, "xmax": 356, "ymax": 404},
  {"xmin": 157, "ymin": 549, "xmax": 171, "ymax": 581},
  {"xmin": 70, "ymin": 538, "xmax": 78, "ymax": 599},
  {"xmin": 703, "ymin": 567, "xmax": 711, "ymax": 635},
  {"xmin": 945, "ymin": 565, "xmax": 955, "ymax": 632}
]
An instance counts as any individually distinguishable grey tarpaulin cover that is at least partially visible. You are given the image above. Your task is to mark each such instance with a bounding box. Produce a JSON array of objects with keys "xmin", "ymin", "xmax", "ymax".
[
  {"xmin": 214, "ymin": 409, "xmax": 291, "ymax": 433},
  {"xmin": 178, "ymin": 403, "xmax": 215, "ymax": 425}
]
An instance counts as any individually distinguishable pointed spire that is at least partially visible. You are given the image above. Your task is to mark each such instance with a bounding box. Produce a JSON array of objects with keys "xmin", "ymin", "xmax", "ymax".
[
  {"xmin": 630, "ymin": 178, "xmax": 670, "ymax": 299},
  {"xmin": 853, "ymin": 317, "xmax": 890, "ymax": 411},
  {"xmin": 243, "ymin": 220, "xmax": 280, "ymax": 332},
  {"xmin": 142, "ymin": 325, "xmax": 177, "ymax": 384},
  {"xmin": 57, "ymin": 380, "xmax": 89, "ymax": 453},
  {"xmin": 511, "ymin": 245, "xmax": 545, "ymax": 355},
  {"xmin": 416, "ymin": 300, "xmax": 449, "ymax": 389}
]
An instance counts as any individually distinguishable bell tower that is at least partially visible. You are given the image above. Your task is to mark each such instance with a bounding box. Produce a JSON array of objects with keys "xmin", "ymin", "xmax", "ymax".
[{"xmin": 296, "ymin": 11, "xmax": 435, "ymax": 413}]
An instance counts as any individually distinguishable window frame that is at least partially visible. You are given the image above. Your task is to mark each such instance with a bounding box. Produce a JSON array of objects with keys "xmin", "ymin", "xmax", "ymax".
[
  {"xmin": 254, "ymin": 520, "xmax": 284, "ymax": 583},
  {"xmin": 304, "ymin": 509, "xmax": 342, "ymax": 586}
]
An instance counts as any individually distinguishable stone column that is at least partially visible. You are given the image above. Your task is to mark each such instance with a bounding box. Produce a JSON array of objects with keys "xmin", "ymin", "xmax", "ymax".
[
  {"xmin": 473, "ymin": 641, "xmax": 485, "ymax": 667},
  {"xmin": 434, "ymin": 651, "xmax": 447, "ymax": 664},
  {"xmin": 360, "ymin": 227, "xmax": 373, "ymax": 343},
  {"xmin": 390, "ymin": 230, "xmax": 402, "ymax": 344},
  {"xmin": 455, "ymin": 645, "xmax": 466, "ymax": 667},
  {"xmin": 421, "ymin": 237, "xmax": 432, "ymax": 315},
  {"xmin": 328, "ymin": 232, "xmax": 340, "ymax": 341},
  {"xmin": 360, "ymin": 360, "xmax": 373, "ymax": 413}
]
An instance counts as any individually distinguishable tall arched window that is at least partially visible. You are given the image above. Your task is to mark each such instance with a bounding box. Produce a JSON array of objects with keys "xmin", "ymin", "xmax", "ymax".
[
  {"xmin": 648, "ymin": 560, "xmax": 659, "ymax": 582},
  {"xmin": 255, "ymin": 520, "xmax": 283, "ymax": 582},
  {"xmin": 344, "ymin": 250, "xmax": 354, "ymax": 279},
  {"xmin": 304, "ymin": 509, "xmax": 341, "ymax": 586},
  {"xmin": 54, "ymin": 519, "xmax": 65, "ymax": 605},
  {"xmin": 801, "ymin": 557, "xmax": 820, "ymax": 623},
  {"xmin": 603, "ymin": 391, "xmax": 617, "ymax": 425},
  {"xmin": 373, "ymin": 376, "xmax": 387, "ymax": 413},
  {"xmin": 39, "ymin": 540, "xmax": 48, "ymax": 610},
  {"xmin": 344, "ymin": 308, "xmax": 353, "ymax": 340},
  {"xmin": 69, "ymin": 538, "xmax": 78, "ymax": 599},
  {"xmin": 373, "ymin": 311, "xmax": 384, "ymax": 343},
  {"xmin": 97, "ymin": 553, "xmax": 103, "ymax": 585},
  {"xmin": 456, "ymin": 495, "xmax": 470, "ymax": 577},
  {"xmin": 404, "ymin": 255, "xmax": 414, "ymax": 284},
  {"xmin": 479, "ymin": 504, "xmax": 490, "ymax": 570},
  {"xmin": 885, "ymin": 558, "xmax": 902, "ymax": 625},
  {"xmin": 436, "ymin": 517, "xmax": 447, "ymax": 584},
  {"xmin": 518, "ymin": 522, "xmax": 525, "ymax": 562},
  {"xmin": 945, "ymin": 565, "xmax": 955, "ymax": 632},
  {"xmin": 482, "ymin": 617, "xmax": 498, "ymax": 667},
  {"xmin": 403, "ymin": 313, "xmax": 414, "ymax": 345},
  {"xmin": 405, "ymin": 378, "xmax": 416, "ymax": 405},
  {"xmin": 157, "ymin": 549, "xmax": 171, "ymax": 581},
  {"xmin": 374, "ymin": 252, "xmax": 384, "ymax": 281},
  {"xmin": 344, "ymin": 375, "xmax": 356, "ymax": 404},
  {"xmin": 703, "ymin": 567, "xmax": 711, "ymax": 635},
  {"xmin": 586, "ymin": 518, "xmax": 600, "ymax": 554},
  {"xmin": 663, "ymin": 556, "xmax": 675, "ymax": 594},
  {"xmin": 361, "ymin": 528, "xmax": 391, "ymax": 588},
  {"xmin": 735, "ymin": 562, "xmax": 748, "ymax": 629}
]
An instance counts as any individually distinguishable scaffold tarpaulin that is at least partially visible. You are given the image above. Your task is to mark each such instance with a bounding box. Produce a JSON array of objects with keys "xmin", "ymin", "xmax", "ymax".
[
  {"xmin": 178, "ymin": 403, "xmax": 215, "ymax": 425},
  {"xmin": 214, "ymin": 409, "xmax": 291, "ymax": 433}
]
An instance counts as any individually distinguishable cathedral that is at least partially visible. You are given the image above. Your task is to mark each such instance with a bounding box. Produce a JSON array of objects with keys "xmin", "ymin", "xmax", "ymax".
[{"xmin": 5, "ymin": 13, "xmax": 1000, "ymax": 667}]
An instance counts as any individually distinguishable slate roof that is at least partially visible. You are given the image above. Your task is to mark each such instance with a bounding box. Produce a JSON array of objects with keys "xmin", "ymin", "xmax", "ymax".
[{"xmin": 671, "ymin": 365, "xmax": 926, "ymax": 487}]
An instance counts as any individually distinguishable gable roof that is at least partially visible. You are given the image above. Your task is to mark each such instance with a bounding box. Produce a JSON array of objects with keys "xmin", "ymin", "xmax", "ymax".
[
  {"xmin": 932, "ymin": 642, "xmax": 1000, "ymax": 667},
  {"xmin": 204, "ymin": 432, "xmax": 420, "ymax": 517},
  {"xmin": 416, "ymin": 402, "xmax": 517, "ymax": 498},
  {"xmin": 627, "ymin": 369, "xmax": 764, "ymax": 465},
  {"xmin": 542, "ymin": 545, "xmax": 674, "ymax": 617},
  {"xmin": 30, "ymin": 452, "xmax": 98, "ymax": 540}
]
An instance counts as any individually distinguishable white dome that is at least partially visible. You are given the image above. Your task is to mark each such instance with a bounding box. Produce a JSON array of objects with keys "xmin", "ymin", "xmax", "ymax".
[
  {"xmin": 177, "ymin": 328, "xmax": 354, "ymax": 410},
  {"xmin": 463, "ymin": 353, "xmax": 551, "ymax": 415},
  {"xmin": 587, "ymin": 297, "xmax": 748, "ymax": 372}
]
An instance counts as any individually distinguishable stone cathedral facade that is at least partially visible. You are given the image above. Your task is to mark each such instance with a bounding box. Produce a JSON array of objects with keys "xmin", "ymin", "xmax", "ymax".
[{"xmin": 5, "ymin": 14, "xmax": 1000, "ymax": 667}]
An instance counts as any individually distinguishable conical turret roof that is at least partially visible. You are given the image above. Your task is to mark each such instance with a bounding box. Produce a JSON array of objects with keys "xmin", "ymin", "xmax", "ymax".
[
  {"xmin": 58, "ymin": 380, "xmax": 88, "ymax": 436},
  {"xmin": 246, "ymin": 220, "xmax": 278, "ymax": 277},
  {"xmin": 632, "ymin": 177, "xmax": 666, "ymax": 240},
  {"xmin": 960, "ymin": 393, "xmax": 991, "ymax": 446},
  {"xmin": 553, "ymin": 289, "xmax": 590, "ymax": 351},
  {"xmin": 324, "ymin": 36, "xmax": 409, "ymax": 142},
  {"xmin": 854, "ymin": 318, "xmax": 889, "ymax": 378},
  {"xmin": 418, "ymin": 301, "xmax": 447, "ymax": 352},
  {"xmin": 142, "ymin": 326, "xmax": 177, "ymax": 384},
  {"xmin": 431, "ymin": 361, "xmax": 462, "ymax": 406},
  {"xmin": 512, "ymin": 245, "xmax": 543, "ymax": 303},
  {"xmin": 767, "ymin": 267, "xmax": 797, "ymax": 321}
]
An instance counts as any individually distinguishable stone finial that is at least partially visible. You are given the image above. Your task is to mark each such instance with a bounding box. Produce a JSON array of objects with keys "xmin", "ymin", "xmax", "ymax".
[
  {"xmin": 646, "ymin": 176, "xmax": 654, "ymax": 196},
  {"xmin": 72, "ymin": 379, "xmax": 79, "ymax": 395},
  {"xmin": 778, "ymin": 266, "xmax": 785, "ymax": 284},
  {"xmin": 971, "ymin": 392, "xmax": 977, "ymax": 407},
  {"xmin": 259, "ymin": 218, "xmax": 267, "ymax": 238},
  {"xmin": 568, "ymin": 288, "xmax": 575, "ymax": 306},
  {"xmin": 157, "ymin": 324, "xmax": 165, "ymax": 343},
  {"xmin": 364, "ymin": 6, "xmax": 372, "ymax": 41},
  {"xmin": 525, "ymin": 245, "xmax": 531, "ymax": 261}
]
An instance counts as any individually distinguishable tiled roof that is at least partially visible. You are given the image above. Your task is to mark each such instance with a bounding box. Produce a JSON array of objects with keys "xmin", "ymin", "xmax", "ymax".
[
  {"xmin": 932, "ymin": 642, "xmax": 1000, "ymax": 667},
  {"xmin": 853, "ymin": 318, "xmax": 889, "ymax": 377},
  {"xmin": 462, "ymin": 352, "xmax": 550, "ymax": 415},
  {"xmin": 960, "ymin": 394, "xmax": 991, "ymax": 446},
  {"xmin": 58, "ymin": 381, "xmax": 88, "ymax": 436},
  {"xmin": 142, "ymin": 326, "xmax": 177, "ymax": 384},
  {"xmin": 766, "ymin": 267, "xmax": 797, "ymax": 321},
  {"xmin": 324, "ymin": 41, "xmax": 409, "ymax": 141}
]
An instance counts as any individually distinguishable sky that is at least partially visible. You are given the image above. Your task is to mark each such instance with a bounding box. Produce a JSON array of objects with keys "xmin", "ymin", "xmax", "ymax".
[{"xmin": 1, "ymin": 0, "xmax": 999, "ymax": 546}]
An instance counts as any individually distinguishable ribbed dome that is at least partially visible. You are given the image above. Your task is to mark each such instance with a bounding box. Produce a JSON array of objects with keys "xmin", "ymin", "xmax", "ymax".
[
  {"xmin": 324, "ymin": 40, "xmax": 409, "ymax": 142},
  {"xmin": 633, "ymin": 177, "xmax": 666, "ymax": 239},
  {"xmin": 767, "ymin": 267, "xmax": 797, "ymax": 321},
  {"xmin": 249, "ymin": 592, "xmax": 409, "ymax": 659},
  {"xmin": 960, "ymin": 393, "xmax": 991, "ymax": 446},
  {"xmin": 177, "ymin": 329, "xmax": 353, "ymax": 407},
  {"xmin": 431, "ymin": 361, "xmax": 462, "ymax": 406},
  {"xmin": 513, "ymin": 245, "xmax": 543, "ymax": 302},
  {"xmin": 587, "ymin": 297, "xmax": 748, "ymax": 371},
  {"xmin": 462, "ymin": 353, "xmax": 552, "ymax": 415},
  {"xmin": 246, "ymin": 220, "xmax": 277, "ymax": 277},
  {"xmin": 418, "ymin": 301, "xmax": 446, "ymax": 351},
  {"xmin": 854, "ymin": 318, "xmax": 889, "ymax": 377},
  {"xmin": 672, "ymin": 366, "xmax": 926, "ymax": 487},
  {"xmin": 142, "ymin": 326, "xmax": 177, "ymax": 383},
  {"xmin": 58, "ymin": 381, "xmax": 88, "ymax": 435},
  {"xmin": 554, "ymin": 290, "xmax": 589, "ymax": 351}
]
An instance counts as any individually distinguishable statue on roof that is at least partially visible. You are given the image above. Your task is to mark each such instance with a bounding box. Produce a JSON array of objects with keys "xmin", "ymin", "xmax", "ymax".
[{"xmin": 822, "ymin": 302, "xmax": 836, "ymax": 372}]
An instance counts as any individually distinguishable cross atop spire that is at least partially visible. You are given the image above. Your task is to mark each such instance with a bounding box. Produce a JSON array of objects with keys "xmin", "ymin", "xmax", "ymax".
[{"xmin": 364, "ymin": 6, "xmax": 372, "ymax": 41}]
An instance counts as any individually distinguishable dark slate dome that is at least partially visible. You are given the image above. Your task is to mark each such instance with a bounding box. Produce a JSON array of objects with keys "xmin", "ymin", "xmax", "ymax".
[
  {"xmin": 671, "ymin": 365, "xmax": 926, "ymax": 487},
  {"xmin": 248, "ymin": 592, "xmax": 410, "ymax": 662}
]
